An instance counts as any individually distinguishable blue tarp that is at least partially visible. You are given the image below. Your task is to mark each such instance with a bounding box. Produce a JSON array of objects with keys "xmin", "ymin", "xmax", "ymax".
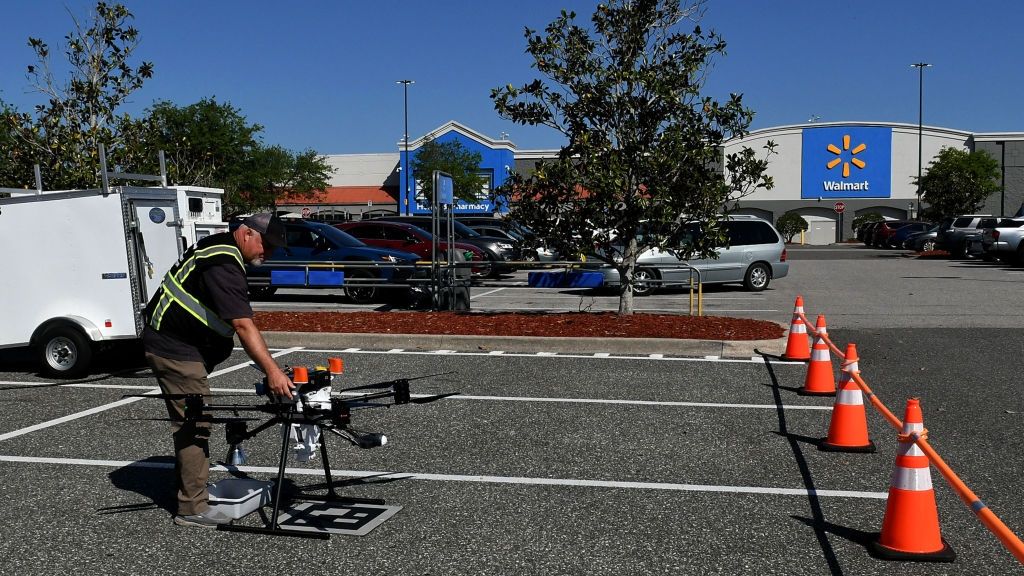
[
  {"xmin": 527, "ymin": 271, "xmax": 604, "ymax": 288},
  {"xmin": 270, "ymin": 270, "xmax": 345, "ymax": 287}
]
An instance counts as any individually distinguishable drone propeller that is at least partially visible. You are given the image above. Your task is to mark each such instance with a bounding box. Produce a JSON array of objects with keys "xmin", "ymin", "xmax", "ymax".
[
  {"xmin": 335, "ymin": 371, "xmax": 454, "ymax": 393},
  {"xmin": 411, "ymin": 392, "xmax": 460, "ymax": 404},
  {"xmin": 134, "ymin": 415, "xmax": 262, "ymax": 424},
  {"xmin": 122, "ymin": 392, "xmax": 255, "ymax": 400}
]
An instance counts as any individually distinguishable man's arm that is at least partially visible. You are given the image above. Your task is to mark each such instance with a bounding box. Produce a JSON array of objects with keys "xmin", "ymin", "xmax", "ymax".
[{"xmin": 232, "ymin": 317, "xmax": 295, "ymax": 398}]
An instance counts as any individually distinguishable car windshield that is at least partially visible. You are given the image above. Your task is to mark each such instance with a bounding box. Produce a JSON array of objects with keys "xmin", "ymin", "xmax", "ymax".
[{"xmin": 311, "ymin": 223, "xmax": 366, "ymax": 247}]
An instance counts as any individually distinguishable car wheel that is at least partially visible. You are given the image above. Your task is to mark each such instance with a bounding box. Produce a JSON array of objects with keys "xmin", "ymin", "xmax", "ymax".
[
  {"xmin": 344, "ymin": 270, "xmax": 378, "ymax": 304},
  {"xmin": 248, "ymin": 286, "xmax": 277, "ymax": 300},
  {"xmin": 1016, "ymin": 244, "xmax": 1024, "ymax": 266},
  {"xmin": 632, "ymin": 268, "xmax": 657, "ymax": 297},
  {"xmin": 36, "ymin": 325, "xmax": 93, "ymax": 379},
  {"xmin": 744, "ymin": 262, "xmax": 771, "ymax": 291},
  {"xmin": 921, "ymin": 239, "xmax": 936, "ymax": 252}
]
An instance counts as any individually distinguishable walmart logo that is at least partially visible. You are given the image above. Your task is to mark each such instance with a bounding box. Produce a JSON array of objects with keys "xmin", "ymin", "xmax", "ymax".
[
  {"xmin": 826, "ymin": 135, "xmax": 866, "ymax": 178},
  {"xmin": 801, "ymin": 126, "xmax": 890, "ymax": 199}
]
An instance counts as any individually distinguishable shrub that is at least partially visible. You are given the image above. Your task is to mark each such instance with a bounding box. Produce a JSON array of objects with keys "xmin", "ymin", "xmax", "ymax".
[{"xmin": 776, "ymin": 212, "xmax": 809, "ymax": 243}]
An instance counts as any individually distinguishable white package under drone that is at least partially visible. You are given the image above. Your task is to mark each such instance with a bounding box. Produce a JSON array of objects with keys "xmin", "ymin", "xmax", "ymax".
[{"xmin": 289, "ymin": 369, "xmax": 334, "ymax": 462}]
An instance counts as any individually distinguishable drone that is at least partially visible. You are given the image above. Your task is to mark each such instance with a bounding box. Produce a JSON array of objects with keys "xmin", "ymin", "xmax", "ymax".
[{"xmin": 128, "ymin": 357, "xmax": 457, "ymax": 539}]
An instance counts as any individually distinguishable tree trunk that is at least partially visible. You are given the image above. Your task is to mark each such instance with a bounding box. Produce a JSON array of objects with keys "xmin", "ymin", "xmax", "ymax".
[{"xmin": 617, "ymin": 237, "xmax": 639, "ymax": 315}]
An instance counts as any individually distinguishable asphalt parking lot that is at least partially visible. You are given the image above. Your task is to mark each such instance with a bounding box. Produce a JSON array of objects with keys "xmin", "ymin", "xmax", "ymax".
[{"xmin": 1, "ymin": 247, "xmax": 1022, "ymax": 574}]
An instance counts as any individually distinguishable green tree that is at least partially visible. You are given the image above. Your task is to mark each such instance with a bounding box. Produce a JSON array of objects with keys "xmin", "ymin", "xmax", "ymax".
[
  {"xmin": 3, "ymin": 2, "xmax": 153, "ymax": 189},
  {"xmin": 0, "ymin": 100, "xmax": 36, "ymax": 191},
  {"xmin": 231, "ymin": 145, "xmax": 333, "ymax": 214},
  {"xmin": 492, "ymin": 0, "xmax": 774, "ymax": 314},
  {"xmin": 118, "ymin": 98, "xmax": 333, "ymax": 213},
  {"xmin": 918, "ymin": 147, "xmax": 1000, "ymax": 220},
  {"xmin": 775, "ymin": 212, "xmax": 808, "ymax": 243},
  {"xmin": 851, "ymin": 212, "xmax": 882, "ymax": 231},
  {"xmin": 410, "ymin": 138, "xmax": 488, "ymax": 206}
]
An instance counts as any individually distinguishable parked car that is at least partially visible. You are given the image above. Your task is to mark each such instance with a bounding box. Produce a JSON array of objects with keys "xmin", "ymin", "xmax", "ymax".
[
  {"xmin": 856, "ymin": 221, "xmax": 878, "ymax": 243},
  {"xmin": 903, "ymin": 225, "xmax": 940, "ymax": 252},
  {"xmin": 887, "ymin": 222, "xmax": 933, "ymax": 249},
  {"xmin": 369, "ymin": 215, "xmax": 519, "ymax": 276},
  {"xmin": 239, "ymin": 219, "xmax": 422, "ymax": 304},
  {"xmin": 869, "ymin": 220, "xmax": 917, "ymax": 248},
  {"xmin": 595, "ymin": 216, "xmax": 789, "ymax": 295},
  {"xmin": 981, "ymin": 217, "xmax": 1024, "ymax": 263},
  {"xmin": 457, "ymin": 216, "xmax": 559, "ymax": 262},
  {"xmin": 859, "ymin": 221, "xmax": 883, "ymax": 245},
  {"xmin": 935, "ymin": 215, "xmax": 997, "ymax": 257},
  {"xmin": 337, "ymin": 220, "xmax": 490, "ymax": 278},
  {"xmin": 464, "ymin": 223, "xmax": 558, "ymax": 262}
]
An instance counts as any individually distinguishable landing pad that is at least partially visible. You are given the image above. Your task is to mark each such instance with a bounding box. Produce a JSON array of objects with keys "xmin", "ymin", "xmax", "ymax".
[{"xmin": 276, "ymin": 502, "xmax": 403, "ymax": 536}]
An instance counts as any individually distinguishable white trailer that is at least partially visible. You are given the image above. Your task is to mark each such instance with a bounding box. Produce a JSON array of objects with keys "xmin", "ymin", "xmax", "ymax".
[
  {"xmin": 0, "ymin": 186, "xmax": 183, "ymax": 377},
  {"xmin": 171, "ymin": 185, "xmax": 228, "ymax": 246}
]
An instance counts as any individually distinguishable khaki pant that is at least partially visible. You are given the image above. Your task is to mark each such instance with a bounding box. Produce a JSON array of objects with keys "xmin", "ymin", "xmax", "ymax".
[{"xmin": 145, "ymin": 352, "xmax": 211, "ymax": 516}]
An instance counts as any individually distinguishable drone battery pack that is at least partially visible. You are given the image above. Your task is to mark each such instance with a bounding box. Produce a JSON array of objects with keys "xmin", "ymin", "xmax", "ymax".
[{"xmin": 206, "ymin": 478, "xmax": 274, "ymax": 521}]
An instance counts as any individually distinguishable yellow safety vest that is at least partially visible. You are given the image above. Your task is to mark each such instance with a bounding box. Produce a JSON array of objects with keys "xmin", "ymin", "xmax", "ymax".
[{"xmin": 149, "ymin": 242, "xmax": 244, "ymax": 338}]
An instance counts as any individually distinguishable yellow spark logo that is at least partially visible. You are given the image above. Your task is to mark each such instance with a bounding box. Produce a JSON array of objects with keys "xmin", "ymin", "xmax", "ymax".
[{"xmin": 826, "ymin": 135, "xmax": 866, "ymax": 178}]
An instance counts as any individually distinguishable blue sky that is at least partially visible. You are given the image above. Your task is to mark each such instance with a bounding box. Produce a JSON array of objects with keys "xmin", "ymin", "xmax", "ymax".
[{"xmin": 1, "ymin": 1, "xmax": 1021, "ymax": 155}]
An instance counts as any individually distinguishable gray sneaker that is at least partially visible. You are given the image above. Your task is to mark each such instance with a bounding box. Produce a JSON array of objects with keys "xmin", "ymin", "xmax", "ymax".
[{"xmin": 173, "ymin": 513, "xmax": 232, "ymax": 528}]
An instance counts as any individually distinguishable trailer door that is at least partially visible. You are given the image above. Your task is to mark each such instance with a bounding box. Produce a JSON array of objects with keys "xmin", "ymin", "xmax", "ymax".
[{"xmin": 127, "ymin": 197, "xmax": 182, "ymax": 305}]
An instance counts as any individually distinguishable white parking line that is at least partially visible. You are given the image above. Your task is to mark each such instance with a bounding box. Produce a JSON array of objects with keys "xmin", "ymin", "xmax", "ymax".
[
  {"xmin": 471, "ymin": 287, "xmax": 506, "ymax": 299},
  {"xmin": 0, "ymin": 455, "xmax": 888, "ymax": 500},
  {"xmin": 0, "ymin": 381, "xmax": 829, "ymax": 411},
  {"xmin": 296, "ymin": 348, "xmax": 802, "ymax": 365},
  {"xmin": 336, "ymin": 392, "xmax": 831, "ymax": 411},
  {"xmin": 0, "ymin": 348, "xmax": 304, "ymax": 443}
]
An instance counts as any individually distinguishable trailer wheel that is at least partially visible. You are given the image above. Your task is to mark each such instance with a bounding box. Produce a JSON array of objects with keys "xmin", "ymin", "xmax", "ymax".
[{"xmin": 36, "ymin": 325, "xmax": 93, "ymax": 379}]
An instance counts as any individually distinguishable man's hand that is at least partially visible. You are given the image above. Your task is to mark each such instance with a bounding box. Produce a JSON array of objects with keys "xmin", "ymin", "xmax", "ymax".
[
  {"xmin": 267, "ymin": 368, "xmax": 295, "ymax": 399},
  {"xmin": 232, "ymin": 317, "xmax": 295, "ymax": 399}
]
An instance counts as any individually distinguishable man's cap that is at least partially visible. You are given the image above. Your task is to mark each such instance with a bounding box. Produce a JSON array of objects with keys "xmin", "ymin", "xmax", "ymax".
[{"xmin": 241, "ymin": 213, "xmax": 287, "ymax": 247}]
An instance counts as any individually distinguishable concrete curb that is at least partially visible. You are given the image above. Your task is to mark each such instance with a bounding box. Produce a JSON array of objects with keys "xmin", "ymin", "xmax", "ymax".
[{"xmin": 259, "ymin": 331, "xmax": 787, "ymax": 359}]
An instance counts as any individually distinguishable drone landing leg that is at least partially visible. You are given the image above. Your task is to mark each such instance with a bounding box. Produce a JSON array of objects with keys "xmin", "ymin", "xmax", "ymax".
[
  {"xmin": 218, "ymin": 410, "xmax": 330, "ymax": 540},
  {"xmin": 294, "ymin": 430, "xmax": 385, "ymax": 505}
]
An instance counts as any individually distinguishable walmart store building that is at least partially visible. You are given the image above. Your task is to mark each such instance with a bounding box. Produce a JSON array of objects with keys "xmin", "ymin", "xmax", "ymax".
[{"xmin": 287, "ymin": 120, "xmax": 1024, "ymax": 246}]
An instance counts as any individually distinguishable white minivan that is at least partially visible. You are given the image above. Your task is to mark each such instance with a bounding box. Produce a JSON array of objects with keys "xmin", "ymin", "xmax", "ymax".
[{"xmin": 598, "ymin": 216, "xmax": 789, "ymax": 295}]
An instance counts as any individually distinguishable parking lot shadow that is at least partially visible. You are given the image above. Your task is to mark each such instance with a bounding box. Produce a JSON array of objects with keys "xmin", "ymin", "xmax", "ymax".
[{"xmin": 102, "ymin": 457, "xmax": 178, "ymax": 516}]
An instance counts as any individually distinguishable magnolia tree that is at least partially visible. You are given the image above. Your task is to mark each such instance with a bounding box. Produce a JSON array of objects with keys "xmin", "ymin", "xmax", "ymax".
[{"xmin": 491, "ymin": 0, "xmax": 775, "ymax": 314}]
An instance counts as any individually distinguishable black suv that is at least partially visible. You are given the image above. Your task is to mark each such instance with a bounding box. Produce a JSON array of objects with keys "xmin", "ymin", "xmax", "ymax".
[
  {"xmin": 936, "ymin": 215, "xmax": 997, "ymax": 257},
  {"xmin": 369, "ymin": 215, "xmax": 520, "ymax": 276}
]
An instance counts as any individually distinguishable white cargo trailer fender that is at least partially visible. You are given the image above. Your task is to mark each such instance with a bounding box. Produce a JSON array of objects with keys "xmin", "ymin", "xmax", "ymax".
[{"xmin": 31, "ymin": 315, "xmax": 104, "ymax": 343}]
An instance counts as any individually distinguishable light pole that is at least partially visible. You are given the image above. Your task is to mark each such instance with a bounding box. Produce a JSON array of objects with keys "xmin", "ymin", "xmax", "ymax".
[
  {"xmin": 397, "ymin": 79, "xmax": 415, "ymax": 215},
  {"xmin": 911, "ymin": 62, "xmax": 931, "ymax": 220}
]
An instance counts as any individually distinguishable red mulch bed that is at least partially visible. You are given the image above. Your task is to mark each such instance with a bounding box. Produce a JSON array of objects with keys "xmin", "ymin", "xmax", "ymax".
[
  {"xmin": 915, "ymin": 250, "xmax": 951, "ymax": 258},
  {"xmin": 254, "ymin": 311, "xmax": 784, "ymax": 341}
]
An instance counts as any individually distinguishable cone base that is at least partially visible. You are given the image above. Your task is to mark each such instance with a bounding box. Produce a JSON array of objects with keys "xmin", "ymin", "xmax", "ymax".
[
  {"xmin": 797, "ymin": 388, "xmax": 836, "ymax": 397},
  {"xmin": 870, "ymin": 536, "xmax": 956, "ymax": 563},
  {"xmin": 781, "ymin": 355, "xmax": 810, "ymax": 362},
  {"xmin": 818, "ymin": 439, "xmax": 876, "ymax": 453}
]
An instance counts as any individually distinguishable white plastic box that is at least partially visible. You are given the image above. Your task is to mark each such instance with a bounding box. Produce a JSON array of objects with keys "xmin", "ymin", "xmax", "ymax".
[{"xmin": 206, "ymin": 478, "xmax": 274, "ymax": 520}]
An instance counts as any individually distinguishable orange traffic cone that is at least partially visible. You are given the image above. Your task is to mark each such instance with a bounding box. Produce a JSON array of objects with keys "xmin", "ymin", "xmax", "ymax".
[
  {"xmin": 871, "ymin": 398, "xmax": 955, "ymax": 562},
  {"xmin": 783, "ymin": 296, "xmax": 811, "ymax": 361},
  {"xmin": 799, "ymin": 314, "xmax": 836, "ymax": 396},
  {"xmin": 819, "ymin": 343, "xmax": 875, "ymax": 452}
]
